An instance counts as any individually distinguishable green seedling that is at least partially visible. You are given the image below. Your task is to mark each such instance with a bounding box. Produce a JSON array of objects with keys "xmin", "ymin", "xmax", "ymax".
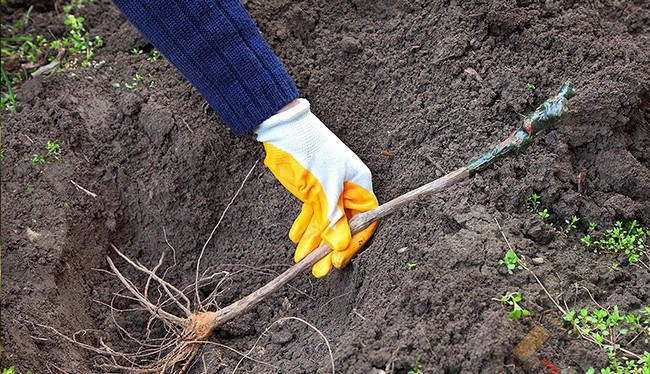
[
  {"xmin": 524, "ymin": 194, "xmax": 551, "ymax": 222},
  {"xmin": 2, "ymin": 367, "xmax": 32, "ymax": 374},
  {"xmin": 499, "ymin": 248, "xmax": 522, "ymax": 275},
  {"xmin": 563, "ymin": 215, "xmax": 579, "ymax": 235},
  {"xmin": 406, "ymin": 262, "xmax": 418, "ymax": 271},
  {"xmin": 499, "ymin": 291, "xmax": 531, "ymax": 319},
  {"xmin": 527, "ymin": 82, "xmax": 536, "ymax": 90},
  {"xmin": 147, "ymin": 49, "xmax": 162, "ymax": 61},
  {"xmin": 125, "ymin": 72, "xmax": 144, "ymax": 89},
  {"xmin": 407, "ymin": 355, "xmax": 424, "ymax": 374},
  {"xmin": 63, "ymin": 0, "xmax": 88, "ymax": 13},
  {"xmin": 31, "ymin": 154, "xmax": 45, "ymax": 165},
  {"xmin": 589, "ymin": 222, "xmax": 597, "ymax": 231},
  {"xmin": 11, "ymin": 5, "xmax": 34, "ymax": 30},
  {"xmin": 525, "ymin": 193, "xmax": 541, "ymax": 213},
  {"xmin": 46, "ymin": 140, "xmax": 61, "ymax": 157},
  {"xmin": 59, "ymin": 14, "xmax": 104, "ymax": 67},
  {"xmin": 130, "ymin": 47, "xmax": 144, "ymax": 54},
  {"xmin": 538, "ymin": 209, "xmax": 550, "ymax": 221},
  {"xmin": 31, "ymin": 141, "xmax": 62, "ymax": 165},
  {"xmin": 26, "ymin": 183, "xmax": 34, "ymax": 192}
]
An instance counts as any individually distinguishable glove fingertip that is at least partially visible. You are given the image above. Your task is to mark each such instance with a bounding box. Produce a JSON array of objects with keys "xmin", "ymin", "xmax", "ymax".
[
  {"xmin": 289, "ymin": 204, "xmax": 314, "ymax": 243},
  {"xmin": 312, "ymin": 254, "xmax": 333, "ymax": 278},
  {"xmin": 322, "ymin": 221, "xmax": 351, "ymax": 252},
  {"xmin": 331, "ymin": 251, "xmax": 349, "ymax": 269}
]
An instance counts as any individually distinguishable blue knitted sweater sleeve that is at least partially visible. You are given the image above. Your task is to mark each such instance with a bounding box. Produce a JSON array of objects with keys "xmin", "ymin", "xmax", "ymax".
[{"xmin": 112, "ymin": 0, "xmax": 299, "ymax": 136}]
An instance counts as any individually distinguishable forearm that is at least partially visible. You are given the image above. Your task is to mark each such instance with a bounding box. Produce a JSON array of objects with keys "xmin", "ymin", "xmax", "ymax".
[{"xmin": 112, "ymin": 0, "xmax": 298, "ymax": 135}]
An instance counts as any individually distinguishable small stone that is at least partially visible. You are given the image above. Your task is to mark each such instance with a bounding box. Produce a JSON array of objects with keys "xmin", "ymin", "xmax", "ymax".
[
  {"xmin": 271, "ymin": 330, "xmax": 294, "ymax": 344},
  {"xmin": 341, "ymin": 36, "xmax": 362, "ymax": 54},
  {"xmin": 26, "ymin": 227, "xmax": 43, "ymax": 241},
  {"xmin": 532, "ymin": 257, "xmax": 545, "ymax": 265},
  {"xmin": 396, "ymin": 247, "xmax": 409, "ymax": 254},
  {"xmin": 527, "ymin": 222, "xmax": 555, "ymax": 245}
]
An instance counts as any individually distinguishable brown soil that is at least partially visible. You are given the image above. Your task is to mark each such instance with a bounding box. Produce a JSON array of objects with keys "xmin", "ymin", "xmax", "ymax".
[{"xmin": 2, "ymin": 0, "xmax": 649, "ymax": 373}]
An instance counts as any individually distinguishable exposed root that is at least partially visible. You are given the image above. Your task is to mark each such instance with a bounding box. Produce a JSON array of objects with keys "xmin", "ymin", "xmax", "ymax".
[{"xmin": 34, "ymin": 162, "xmax": 270, "ymax": 373}]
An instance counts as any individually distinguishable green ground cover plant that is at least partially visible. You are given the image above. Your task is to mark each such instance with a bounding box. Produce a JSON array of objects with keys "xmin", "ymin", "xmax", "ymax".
[
  {"xmin": 499, "ymin": 291, "xmax": 531, "ymax": 319},
  {"xmin": 581, "ymin": 221, "xmax": 649, "ymax": 268},
  {"xmin": 1, "ymin": 1, "xmax": 103, "ymax": 110},
  {"xmin": 565, "ymin": 306, "xmax": 650, "ymax": 373},
  {"xmin": 498, "ymin": 248, "xmax": 522, "ymax": 275}
]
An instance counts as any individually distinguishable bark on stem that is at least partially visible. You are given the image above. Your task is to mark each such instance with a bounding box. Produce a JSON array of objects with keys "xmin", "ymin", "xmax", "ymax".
[{"xmin": 208, "ymin": 167, "xmax": 469, "ymax": 329}]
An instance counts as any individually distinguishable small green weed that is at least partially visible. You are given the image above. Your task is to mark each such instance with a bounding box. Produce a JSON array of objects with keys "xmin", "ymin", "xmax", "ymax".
[
  {"xmin": 524, "ymin": 193, "xmax": 551, "ymax": 222},
  {"xmin": 564, "ymin": 306, "xmax": 650, "ymax": 373},
  {"xmin": 1, "ymin": 61, "xmax": 17, "ymax": 110},
  {"xmin": 2, "ymin": 367, "xmax": 32, "ymax": 374},
  {"xmin": 407, "ymin": 355, "xmax": 424, "ymax": 374},
  {"xmin": 498, "ymin": 248, "xmax": 522, "ymax": 275},
  {"xmin": 124, "ymin": 73, "xmax": 144, "ymax": 89},
  {"xmin": 564, "ymin": 306, "xmax": 650, "ymax": 349},
  {"xmin": 31, "ymin": 154, "xmax": 46, "ymax": 165},
  {"xmin": 406, "ymin": 262, "xmax": 418, "ymax": 271},
  {"xmin": 130, "ymin": 47, "xmax": 144, "ymax": 55},
  {"xmin": 499, "ymin": 291, "xmax": 531, "ymax": 319},
  {"xmin": 525, "ymin": 193, "xmax": 541, "ymax": 213},
  {"xmin": 563, "ymin": 215, "xmax": 579, "ymax": 235},
  {"xmin": 31, "ymin": 140, "xmax": 62, "ymax": 165},
  {"xmin": 147, "ymin": 49, "xmax": 162, "ymax": 61},
  {"xmin": 538, "ymin": 209, "xmax": 550, "ymax": 221},
  {"xmin": 586, "ymin": 352, "xmax": 650, "ymax": 374},
  {"xmin": 11, "ymin": 5, "xmax": 34, "ymax": 30},
  {"xmin": 63, "ymin": 0, "xmax": 93, "ymax": 13},
  {"xmin": 26, "ymin": 183, "xmax": 34, "ymax": 192},
  {"xmin": 58, "ymin": 14, "xmax": 104, "ymax": 67},
  {"xmin": 582, "ymin": 221, "xmax": 649, "ymax": 267},
  {"xmin": 46, "ymin": 140, "xmax": 61, "ymax": 157},
  {"xmin": 1, "ymin": 1, "xmax": 103, "ymax": 110},
  {"xmin": 527, "ymin": 82, "xmax": 536, "ymax": 90}
]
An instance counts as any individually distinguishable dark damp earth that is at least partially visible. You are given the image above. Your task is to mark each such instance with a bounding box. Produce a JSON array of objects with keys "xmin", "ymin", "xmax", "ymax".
[{"xmin": 1, "ymin": 1, "xmax": 649, "ymax": 373}]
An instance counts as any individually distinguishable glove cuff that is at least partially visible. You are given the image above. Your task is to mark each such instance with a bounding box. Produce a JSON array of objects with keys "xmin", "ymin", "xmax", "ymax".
[{"xmin": 254, "ymin": 98, "xmax": 315, "ymax": 141}]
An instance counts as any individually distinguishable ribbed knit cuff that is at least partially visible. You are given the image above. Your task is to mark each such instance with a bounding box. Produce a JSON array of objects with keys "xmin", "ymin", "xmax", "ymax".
[{"xmin": 113, "ymin": 0, "xmax": 299, "ymax": 136}]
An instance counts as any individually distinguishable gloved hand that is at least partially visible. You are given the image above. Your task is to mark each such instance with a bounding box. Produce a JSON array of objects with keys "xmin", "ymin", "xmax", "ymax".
[{"xmin": 255, "ymin": 99, "xmax": 378, "ymax": 278}]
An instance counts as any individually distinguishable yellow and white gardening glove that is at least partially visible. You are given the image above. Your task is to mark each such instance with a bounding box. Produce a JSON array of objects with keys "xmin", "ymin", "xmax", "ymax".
[{"xmin": 255, "ymin": 99, "xmax": 378, "ymax": 278}]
